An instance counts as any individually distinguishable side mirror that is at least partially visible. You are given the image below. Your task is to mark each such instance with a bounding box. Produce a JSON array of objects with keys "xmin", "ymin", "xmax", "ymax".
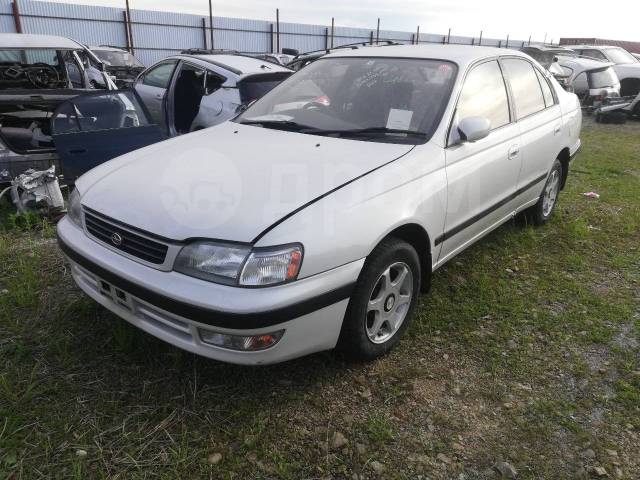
[
  {"xmin": 281, "ymin": 48, "xmax": 299, "ymax": 56},
  {"xmin": 457, "ymin": 116, "xmax": 491, "ymax": 143}
]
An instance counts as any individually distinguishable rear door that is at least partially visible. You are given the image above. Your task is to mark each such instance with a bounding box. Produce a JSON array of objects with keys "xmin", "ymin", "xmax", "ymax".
[
  {"xmin": 501, "ymin": 58, "xmax": 563, "ymax": 206},
  {"xmin": 134, "ymin": 60, "xmax": 178, "ymax": 128},
  {"xmin": 439, "ymin": 59, "xmax": 522, "ymax": 263},
  {"xmin": 51, "ymin": 90, "xmax": 168, "ymax": 181}
]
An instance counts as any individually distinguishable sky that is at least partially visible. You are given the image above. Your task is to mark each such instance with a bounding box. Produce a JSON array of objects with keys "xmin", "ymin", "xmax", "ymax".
[{"xmin": 44, "ymin": 0, "xmax": 639, "ymax": 43}]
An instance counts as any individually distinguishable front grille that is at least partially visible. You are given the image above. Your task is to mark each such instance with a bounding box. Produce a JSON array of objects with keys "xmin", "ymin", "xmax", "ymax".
[{"xmin": 84, "ymin": 210, "xmax": 169, "ymax": 265}]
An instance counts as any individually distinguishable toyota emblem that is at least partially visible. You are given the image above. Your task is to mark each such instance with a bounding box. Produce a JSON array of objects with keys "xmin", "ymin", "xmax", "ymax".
[{"xmin": 111, "ymin": 232, "xmax": 123, "ymax": 246}]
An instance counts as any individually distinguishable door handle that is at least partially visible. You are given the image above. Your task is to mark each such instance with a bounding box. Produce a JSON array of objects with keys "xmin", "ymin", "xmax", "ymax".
[
  {"xmin": 554, "ymin": 124, "xmax": 562, "ymax": 135},
  {"xmin": 155, "ymin": 93, "xmax": 164, "ymax": 99},
  {"xmin": 508, "ymin": 145, "xmax": 520, "ymax": 160}
]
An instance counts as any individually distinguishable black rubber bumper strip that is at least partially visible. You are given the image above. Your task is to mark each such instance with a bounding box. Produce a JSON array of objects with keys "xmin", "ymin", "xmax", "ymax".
[{"xmin": 58, "ymin": 236, "xmax": 355, "ymax": 330}]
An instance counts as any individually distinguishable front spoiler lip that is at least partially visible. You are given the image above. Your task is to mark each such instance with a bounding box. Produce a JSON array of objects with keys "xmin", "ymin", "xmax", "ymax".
[{"xmin": 58, "ymin": 234, "xmax": 355, "ymax": 330}]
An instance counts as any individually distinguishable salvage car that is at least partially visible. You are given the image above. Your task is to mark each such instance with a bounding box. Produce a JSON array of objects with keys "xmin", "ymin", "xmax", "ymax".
[
  {"xmin": 57, "ymin": 45, "xmax": 582, "ymax": 365},
  {"xmin": 0, "ymin": 33, "xmax": 116, "ymax": 183},
  {"xmin": 134, "ymin": 52, "xmax": 292, "ymax": 135},
  {"xmin": 87, "ymin": 45, "xmax": 145, "ymax": 88},
  {"xmin": 555, "ymin": 56, "xmax": 621, "ymax": 105},
  {"xmin": 570, "ymin": 45, "xmax": 640, "ymax": 97}
]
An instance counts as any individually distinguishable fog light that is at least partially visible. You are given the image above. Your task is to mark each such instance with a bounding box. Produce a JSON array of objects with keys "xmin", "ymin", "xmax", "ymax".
[{"xmin": 199, "ymin": 328, "xmax": 285, "ymax": 351}]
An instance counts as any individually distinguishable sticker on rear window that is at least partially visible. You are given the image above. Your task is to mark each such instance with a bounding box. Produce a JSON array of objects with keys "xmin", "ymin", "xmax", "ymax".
[{"xmin": 386, "ymin": 109, "xmax": 413, "ymax": 130}]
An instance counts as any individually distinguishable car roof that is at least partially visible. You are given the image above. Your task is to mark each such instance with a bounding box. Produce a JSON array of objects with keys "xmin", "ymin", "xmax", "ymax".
[
  {"xmin": 570, "ymin": 45, "xmax": 622, "ymax": 50},
  {"xmin": 323, "ymin": 44, "xmax": 532, "ymax": 69},
  {"xmin": 177, "ymin": 53, "xmax": 292, "ymax": 75},
  {"xmin": 89, "ymin": 46, "xmax": 126, "ymax": 52},
  {"xmin": 0, "ymin": 33, "xmax": 83, "ymax": 50}
]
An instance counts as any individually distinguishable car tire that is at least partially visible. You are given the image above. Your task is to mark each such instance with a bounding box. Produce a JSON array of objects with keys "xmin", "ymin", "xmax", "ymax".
[
  {"xmin": 337, "ymin": 237, "xmax": 421, "ymax": 361},
  {"xmin": 527, "ymin": 159, "xmax": 563, "ymax": 226}
]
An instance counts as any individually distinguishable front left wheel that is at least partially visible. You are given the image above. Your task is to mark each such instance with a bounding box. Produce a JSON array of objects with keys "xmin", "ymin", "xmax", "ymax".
[{"xmin": 338, "ymin": 238, "xmax": 421, "ymax": 361}]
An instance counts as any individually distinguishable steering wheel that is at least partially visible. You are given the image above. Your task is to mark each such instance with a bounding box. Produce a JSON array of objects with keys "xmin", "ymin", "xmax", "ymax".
[{"xmin": 27, "ymin": 63, "xmax": 60, "ymax": 89}]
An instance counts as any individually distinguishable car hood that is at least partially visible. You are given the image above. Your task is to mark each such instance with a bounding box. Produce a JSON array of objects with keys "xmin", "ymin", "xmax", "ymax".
[{"xmin": 79, "ymin": 122, "xmax": 414, "ymax": 242}]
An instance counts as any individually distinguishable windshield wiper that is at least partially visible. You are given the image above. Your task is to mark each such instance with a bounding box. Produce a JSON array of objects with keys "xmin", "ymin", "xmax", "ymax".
[
  {"xmin": 301, "ymin": 126, "xmax": 427, "ymax": 138},
  {"xmin": 239, "ymin": 119, "xmax": 318, "ymax": 132}
]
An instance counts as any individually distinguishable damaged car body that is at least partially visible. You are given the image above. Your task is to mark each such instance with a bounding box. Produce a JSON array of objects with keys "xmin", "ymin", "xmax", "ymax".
[
  {"xmin": 0, "ymin": 33, "xmax": 116, "ymax": 184},
  {"xmin": 134, "ymin": 53, "xmax": 293, "ymax": 136}
]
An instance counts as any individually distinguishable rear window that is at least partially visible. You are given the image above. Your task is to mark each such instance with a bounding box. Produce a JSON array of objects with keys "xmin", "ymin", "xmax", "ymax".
[
  {"xmin": 238, "ymin": 73, "xmax": 292, "ymax": 104},
  {"xmin": 588, "ymin": 67, "xmax": 618, "ymax": 88}
]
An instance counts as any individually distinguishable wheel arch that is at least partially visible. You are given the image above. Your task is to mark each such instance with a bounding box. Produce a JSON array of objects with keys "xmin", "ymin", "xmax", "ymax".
[
  {"xmin": 374, "ymin": 223, "xmax": 432, "ymax": 293},
  {"xmin": 620, "ymin": 77, "xmax": 640, "ymax": 98},
  {"xmin": 557, "ymin": 147, "xmax": 571, "ymax": 190}
]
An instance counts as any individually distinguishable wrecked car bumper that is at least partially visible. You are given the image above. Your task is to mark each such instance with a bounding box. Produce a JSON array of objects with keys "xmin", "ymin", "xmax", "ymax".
[{"xmin": 57, "ymin": 216, "xmax": 360, "ymax": 365}]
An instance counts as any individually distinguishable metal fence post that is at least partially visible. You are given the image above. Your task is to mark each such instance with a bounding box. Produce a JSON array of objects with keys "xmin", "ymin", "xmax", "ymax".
[
  {"xmin": 324, "ymin": 27, "xmax": 328, "ymax": 50},
  {"xmin": 201, "ymin": 18, "xmax": 207, "ymax": 48},
  {"xmin": 208, "ymin": 0, "xmax": 214, "ymax": 50},
  {"xmin": 447, "ymin": 28, "xmax": 451, "ymax": 44},
  {"xmin": 505, "ymin": 34, "xmax": 509, "ymax": 48},
  {"xmin": 330, "ymin": 17, "xmax": 334, "ymax": 48},
  {"xmin": 125, "ymin": 0, "xmax": 134, "ymax": 54},
  {"xmin": 369, "ymin": 31, "xmax": 373, "ymax": 45},
  {"xmin": 269, "ymin": 23, "xmax": 274, "ymax": 53},
  {"xmin": 275, "ymin": 8, "xmax": 280, "ymax": 53},
  {"xmin": 478, "ymin": 30, "xmax": 483, "ymax": 46},
  {"xmin": 416, "ymin": 25, "xmax": 420, "ymax": 44},
  {"xmin": 12, "ymin": 0, "xmax": 22, "ymax": 33},
  {"xmin": 375, "ymin": 18, "xmax": 380, "ymax": 44},
  {"xmin": 528, "ymin": 35, "xmax": 531, "ymax": 46}
]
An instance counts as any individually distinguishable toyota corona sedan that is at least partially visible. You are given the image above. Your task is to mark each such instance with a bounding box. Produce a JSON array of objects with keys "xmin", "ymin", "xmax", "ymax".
[{"xmin": 57, "ymin": 44, "xmax": 582, "ymax": 365}]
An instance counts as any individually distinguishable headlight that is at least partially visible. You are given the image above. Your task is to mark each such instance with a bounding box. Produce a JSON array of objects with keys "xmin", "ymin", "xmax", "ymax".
[
  {"xmin": 174, "ymin": 242, "xmax": 303, "ymax": 287},
  {"xmin": 67, "ymin": 188, "xmax": 83, "ymax": 227},
  {"xmin": 174, "ymin": 242, "xmax": 251, "ymax": 284}
]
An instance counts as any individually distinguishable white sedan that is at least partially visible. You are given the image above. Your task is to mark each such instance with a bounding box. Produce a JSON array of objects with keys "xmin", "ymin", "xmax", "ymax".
[{"xmin": 57, "ymin": 44, "xmax": 582, "ymax": 365}]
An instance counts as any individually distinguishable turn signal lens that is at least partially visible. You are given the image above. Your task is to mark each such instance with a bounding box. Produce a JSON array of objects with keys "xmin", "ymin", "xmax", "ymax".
[
  {"xmin": 240, "ymin": 244, "xmax": 303, "ymax": 286},
  {"xmin": 199, "ymin": 328, "xmax": 285, "ymax": 351}
]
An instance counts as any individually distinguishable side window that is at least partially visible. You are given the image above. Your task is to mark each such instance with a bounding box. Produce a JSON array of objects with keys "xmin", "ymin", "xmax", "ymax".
[
  {"xmin": 534, "ymin": 68, "xmax": 555, "ymax": 107},
  {"xmin": 581, "ymin": 49, "xmax": 607, "ymax": 61},
  {"xmin": 456, "ymin": 60, "xmax": 510, "ymax": 131},
  {"xmin": 205, "ymin": 70, "xmax": 225, "ymax": 95},
  {"xmin": 502, "ymin": 58, "xmax": 546, "ymax": 119},
  {"xmin": 142, "ymin": 61, "xmax": 177, "ymax": 88}
]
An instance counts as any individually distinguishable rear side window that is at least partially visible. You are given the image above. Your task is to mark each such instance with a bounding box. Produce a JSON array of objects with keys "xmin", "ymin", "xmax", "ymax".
[
  {"xmin": 502, "ymin": 58, "xmax": 546, "ymax": 118},
  {"xmin": 580, "ymin": 49, "xmax": 607, "ymax": 61},
  {"xmin": 142, "ymin": 61, "xmax": 177, "ymax": 88},
  {"xmin": 456, "ymin": 60, "xmax": 510, "ymax": 130},
  {"xmin": 534, "ymin": 68, "xmax": 555, "ymax": 107},
  {"xmin": 238, "ymin": 73, "xmax": 291, "ymax": 104},
  {"xmin": 588, "ymin": 67, "xmax": 618, "ymax": 88}
]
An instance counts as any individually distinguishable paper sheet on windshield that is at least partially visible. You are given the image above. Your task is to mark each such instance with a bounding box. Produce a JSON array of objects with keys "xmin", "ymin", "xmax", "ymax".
[{"xmin": 386, "ymin": 109, "xmax": 413, "ymax": 130}]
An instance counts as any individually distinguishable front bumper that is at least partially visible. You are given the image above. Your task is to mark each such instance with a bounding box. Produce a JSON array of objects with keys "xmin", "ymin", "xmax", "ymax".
[{"xmin": 57, "ymin": 217, "xmax": 363, "ymax": 365}]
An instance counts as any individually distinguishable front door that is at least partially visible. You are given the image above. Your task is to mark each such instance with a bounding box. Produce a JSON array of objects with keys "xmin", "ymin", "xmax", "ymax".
[
  {"xmin": 134, "ymin": 60, "xmax": 178, "ymax": 130},
  {"xmin": 439, "ymin": 59, "xmax": 522, "ymax": 263},
  {"xmin": 51, "ymin": 90, "xmax": 168, "ymax": 181}
]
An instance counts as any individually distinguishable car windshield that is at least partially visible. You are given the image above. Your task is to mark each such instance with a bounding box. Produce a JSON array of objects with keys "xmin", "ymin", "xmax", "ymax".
[
  {"xmin": 93, "ymin": 50, "xmax": 144, "ymax": 68},
  {"xmin": 605, "ymin": 48, "xmax": 637, "ymax": 64},
  {"xmin": 236, "ymin": 57, "xmax": 458, "ymax": 144}
]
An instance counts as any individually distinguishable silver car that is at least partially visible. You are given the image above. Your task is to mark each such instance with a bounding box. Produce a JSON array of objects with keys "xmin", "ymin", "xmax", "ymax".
[
  {"xmin": 58, "ymin": 45, "xmax": 582, "ymax": 365},
  {"xmin": 134, "ymin": 53, "xmax": 292, "ymax": 136}
]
